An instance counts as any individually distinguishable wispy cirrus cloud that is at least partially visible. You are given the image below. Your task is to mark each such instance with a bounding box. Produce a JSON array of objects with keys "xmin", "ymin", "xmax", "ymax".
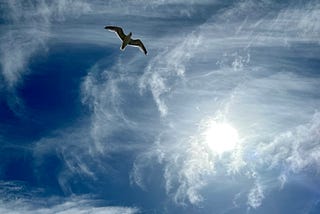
[
  {"xmin": 81, "ymin": 57, "xmax": 149, "ymax": 154},
  {"xmin": 2, "ymin": 0, "xmax": 319, "ymax": 212},
  {"xmin": 244, "ymin": 112, "xmax": 320, "ymax": 209},
  {"xmin": 132, "ymin": 135, "xmax": 214, "ymax": 205},
  {"xmin": 0, "ymin": 181, "xmax": 138, "ymax": 214},
  {"xmin": 0, "ymin": 0, "xmax": 91, "ymax": 89},
  {"xmin": 131, "ymin": 0, "xmax": 320, "ymax": 210},
  {"xmin": 33, "ymin": 56, "xmax": 148, "ymax": 194},
  {"xmin": 0, "ymin": 198, "xmax": 138, "ymax": 214},
  {"xmin": 0, "ymin": 0, "xmax": 92, "ymax": 117},
  {"xmin": 260, "ymin": 112, "xmax": 320, "ymax": 173},
  {"xmin": 33, "ymin": 125, "xmax": 99, "ymax": 194},
  {"xmin": 247, "ymin": 180, "xmax": 264, "ymax": 209},
  {"xmin": 139, "ymin": 32, "xmax": 201, "ymax": 116}
]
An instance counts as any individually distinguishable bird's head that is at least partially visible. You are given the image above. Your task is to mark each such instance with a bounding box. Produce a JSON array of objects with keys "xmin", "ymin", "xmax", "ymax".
[{"xmin": 129, "ymin": 32, "xmax": 132, "ymax": 36}]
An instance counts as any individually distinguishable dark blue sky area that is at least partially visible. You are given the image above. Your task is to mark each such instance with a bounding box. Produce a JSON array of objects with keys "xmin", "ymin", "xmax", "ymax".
[{"xmin": 1, "ymin": 43, "xmax": 109, "ymax": 142}]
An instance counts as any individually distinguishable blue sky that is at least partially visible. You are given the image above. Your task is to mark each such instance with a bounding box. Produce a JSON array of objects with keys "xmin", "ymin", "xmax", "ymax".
[{"xmin": 0, "ymin": 0, "xmax": 320, "ymax": 213}]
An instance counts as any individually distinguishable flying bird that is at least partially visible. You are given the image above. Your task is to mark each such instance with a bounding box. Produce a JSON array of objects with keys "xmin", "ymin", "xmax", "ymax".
[{"xmin": 104, "ymin": 26, "xmax": 147, "ymax": 55}]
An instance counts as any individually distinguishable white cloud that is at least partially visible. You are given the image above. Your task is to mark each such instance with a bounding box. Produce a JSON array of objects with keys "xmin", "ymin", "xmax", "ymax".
[
  {"xmin": 32, "ymin": 57, "xmax": 148, "ymax": 193},
  {"xmin": 131, "ymin": 0, "xmax": 320, "ymax": 208},
  {"xmin": 200, "ymin": 0, "xmax": 320, "ymax": 49},
  {"xmin": 0, "ymin": 182, "xmax": 138, "ymax": 214},
  {"xmin": 247, "ymin": 181, "xmax": 264, "ymax": 209},
  {"xmin": 267, "ymin": 1, "xmax": 320, "ymax": 43},
  {"xmin": 0, "ymin": 201, "xmax": 138, "ymax": 214},
  {"xmin": 87, "ymin": 0, "xmax": 219, "ymax": 19},
  {"xmin": 0, "ymin": 0, "xmax": 91, "ymax": 89},
  {"xmin": 3, "ymin": 0, "xmax": 318, "ymax": 210},
  {"xmin": 132, "ymin": 136, "xmax": 214, "ymax": 205},
  {"xmin": 81, "ymin": 65, "xmax": 124, "ymax": 153},
  {"xmin": 278, "ymin": 174, "xmax": 287, "ymax": 190},
  {"xmin": 260, "ymin": 112, "xmax": 320, "ymax": 174},
  {"xmin": 81, "ymin": 60, "xmax": 144, "ymax": 154},
  {"xmin": 33, "ymin": 126, "xmax": 99, "ymax": 194},
  {"xmin": 139, "ymin": 32, "xmax": 201, "ymax": 116},
  {"xmin": 168, "ymin": 139, "xmax": 214, "ymax": 205},
  {"xmin": 0, "ymin": 25, "xmax": 49, "ymax": 89}
]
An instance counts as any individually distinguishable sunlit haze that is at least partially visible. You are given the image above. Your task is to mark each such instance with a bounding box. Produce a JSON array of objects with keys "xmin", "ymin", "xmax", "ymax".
[{"xmin": 203, "ymin": 121, "xmax": 239, "ymax": 155}]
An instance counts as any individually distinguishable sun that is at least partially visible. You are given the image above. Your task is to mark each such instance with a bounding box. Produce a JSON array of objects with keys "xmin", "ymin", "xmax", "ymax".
[{"xmin": 202, "ymin": 121, "xmax": 239, "ymax": 155}]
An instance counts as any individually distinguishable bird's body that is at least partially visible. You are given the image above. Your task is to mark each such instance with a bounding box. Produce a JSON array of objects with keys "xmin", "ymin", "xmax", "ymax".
[
  {"xmin": 121, "ymin": 32, "xmax": 132, "ymax": 50},
  {"xmin": 104, "ymin": 26, "xmax": 147, "ymax": 55}
]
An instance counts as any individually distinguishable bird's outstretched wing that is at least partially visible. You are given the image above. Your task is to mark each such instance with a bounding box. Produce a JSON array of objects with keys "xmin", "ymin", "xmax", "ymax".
[
  {"xmin": 104, "ymin": 26, "xmax": 125, "ymax": 41},
  {"xmin": 129, "ymin": 39, "xmax": 147, "ymax": 55}
]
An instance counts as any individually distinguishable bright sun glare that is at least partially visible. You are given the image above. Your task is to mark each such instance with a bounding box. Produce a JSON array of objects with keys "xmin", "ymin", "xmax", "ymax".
[{"xmin": 203, "ymin": 121, "xmax": 239, "ymax": 155}]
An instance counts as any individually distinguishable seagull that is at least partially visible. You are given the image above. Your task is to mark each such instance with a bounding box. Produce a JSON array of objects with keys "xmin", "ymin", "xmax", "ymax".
[{"xmin": 104, "ymin": 26, "xmax": 147, "ymax": 55}]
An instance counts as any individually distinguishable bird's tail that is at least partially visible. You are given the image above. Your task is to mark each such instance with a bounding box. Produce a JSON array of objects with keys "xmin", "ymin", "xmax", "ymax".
[{"xmin": 121, "ymin": 42, "xmax": 127, "ymax": 50}]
